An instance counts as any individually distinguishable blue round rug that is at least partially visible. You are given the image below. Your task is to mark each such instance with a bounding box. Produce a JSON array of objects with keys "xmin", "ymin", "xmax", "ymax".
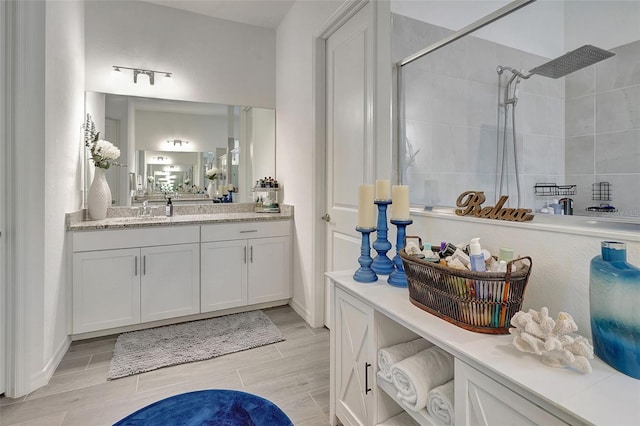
[{"xmin": 113, "ymin": 389, "xmax": 294, "ymax": 426}]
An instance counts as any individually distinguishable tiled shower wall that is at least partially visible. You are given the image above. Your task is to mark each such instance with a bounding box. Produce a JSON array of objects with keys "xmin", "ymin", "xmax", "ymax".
[
  {"xmin": 395, "ymin": 13, "xmax": 565, "ymax": 211},
  {"xmin": 564, "ymin": 40, "xmax": 640, "ymax": 217}
]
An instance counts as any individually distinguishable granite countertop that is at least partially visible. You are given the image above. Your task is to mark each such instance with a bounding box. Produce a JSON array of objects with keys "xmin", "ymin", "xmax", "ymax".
[{"xmin": 67, "ymin": 203, "xmax": 293, "ymax": 231}]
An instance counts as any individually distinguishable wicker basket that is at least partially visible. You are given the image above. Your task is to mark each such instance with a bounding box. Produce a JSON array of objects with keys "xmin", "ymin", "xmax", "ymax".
[{"xmin": 400, "ymin": 247, "xmax": 532, "ymax": 334}]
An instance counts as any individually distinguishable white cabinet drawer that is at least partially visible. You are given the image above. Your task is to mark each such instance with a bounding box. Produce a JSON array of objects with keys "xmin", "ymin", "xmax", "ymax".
[
  {"xmin": 73, "ymin": 225, "xmax": 200, "ymax": 252},
  {"xmin": 201, "ymin": 220, "xmax": 290, "ymax": 242}
]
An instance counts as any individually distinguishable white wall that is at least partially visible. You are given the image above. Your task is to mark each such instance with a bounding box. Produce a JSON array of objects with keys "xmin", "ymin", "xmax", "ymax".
[
  {"xmin": 391, "ymin": 0, "xmax": 565, "ymax": 58},
  {"xmin": 276, "ymin": 0, "xmax": 343, "ymax": 324},
  {"xmin": 43, "ymin": 0, "xmax": 85, "ymax": 386},
  {"xmin": 85, "ymin": 0, "xmax": 276, "ymax": 108},
  {"xmin": 392, "ymin": 0, "xmax": 640, "ymax": 60},
  {"xmin": 564, "ymin": 0, "xmax": 640, "ymax": 51},
  {"xmin": 3, "ymin": 0, "xmax": 84, "ymax": 397}
]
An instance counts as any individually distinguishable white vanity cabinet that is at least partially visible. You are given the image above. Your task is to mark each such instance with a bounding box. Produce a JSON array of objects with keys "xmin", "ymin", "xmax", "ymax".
[
  {"xmin": 200, "ymin": 220, "xmax": 291, "ymax": 313},
  {"xmin": 72, "ymin": 226, "xmax": 200, "ymax": 334},
  {"xmin": 328, "ymin": 273, "xmax": 636, "ymax": 426}
]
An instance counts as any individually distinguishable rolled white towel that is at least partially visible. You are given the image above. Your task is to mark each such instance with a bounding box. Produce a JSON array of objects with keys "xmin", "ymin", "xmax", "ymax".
[
  {"xmin": 378, "ymin": 338, "xmax": 433, "ymax": 383},
  {"xmin": 376, "ymin": 411, "xmax": 419, "ymax": 426},
  {"xmin": 391, "ymin": 346, "xmax": 454, "ymax": 411},
  {"xmin": 427, "ymin": 380, "xmax": 455, "ymax": 426}
]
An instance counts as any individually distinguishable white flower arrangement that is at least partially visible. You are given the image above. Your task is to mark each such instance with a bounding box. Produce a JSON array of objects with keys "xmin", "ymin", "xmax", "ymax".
[
  {"xmin": 83, "ymin": 114, "xmax": 121, "ymax": 169},
  {"xmin": 147, "ymin": 176, "xmax": 155, "ymax": 183},
  {"xmin": 206, "ymin": 167, "xmax": 219, "ymax": 180},
  {"xmin": 184, "ymin": 178, "xmax": 191, "ymax": 185}
]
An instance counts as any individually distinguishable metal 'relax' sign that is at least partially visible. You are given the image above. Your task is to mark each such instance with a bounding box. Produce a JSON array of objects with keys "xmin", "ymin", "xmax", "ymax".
[{"xmin": 455, "ymin": 191, "xmax": 534, "ymax": 222}]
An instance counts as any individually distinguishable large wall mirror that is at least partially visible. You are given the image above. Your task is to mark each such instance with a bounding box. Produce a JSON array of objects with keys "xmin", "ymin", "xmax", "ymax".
[
  {"xmin": 85, "ymin": 92, "xmax": 275, "ymax": 206},
  {"xmin": 394, "ymin": 0, "xmax": 639, "ymax": 221}
]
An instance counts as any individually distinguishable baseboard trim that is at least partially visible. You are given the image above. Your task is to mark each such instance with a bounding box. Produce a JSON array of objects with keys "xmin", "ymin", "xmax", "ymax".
[
  {"xmin": 30, "ymin": 335, "xmax": 71, "ymax": 392},
  {"xmin": 289, "ymin": 298, "xmax": 315, "ymax": 327}
]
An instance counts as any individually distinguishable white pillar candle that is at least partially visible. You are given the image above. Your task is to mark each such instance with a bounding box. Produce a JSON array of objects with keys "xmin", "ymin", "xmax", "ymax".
[
  {"xmin": 391, "ymin": 185, "xmax": 410, "ymax": 220},
  {"xmin": 358, "ymin": 184, "xmax": 375, "ymax": 228},
  {"xmin": 375, "ymin": 179, "xmax": 391, "ymax": 200}
]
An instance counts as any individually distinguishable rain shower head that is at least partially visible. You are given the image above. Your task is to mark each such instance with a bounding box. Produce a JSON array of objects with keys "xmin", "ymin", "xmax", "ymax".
[{"xmin": 528, "ymin": 44, "xmax": 615, "ymax": 79}]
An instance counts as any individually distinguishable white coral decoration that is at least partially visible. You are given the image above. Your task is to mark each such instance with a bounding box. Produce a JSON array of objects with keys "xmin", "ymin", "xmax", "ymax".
[{"xmin": 509, "ymin": 308, "xmax": 594, "ymax": 374}]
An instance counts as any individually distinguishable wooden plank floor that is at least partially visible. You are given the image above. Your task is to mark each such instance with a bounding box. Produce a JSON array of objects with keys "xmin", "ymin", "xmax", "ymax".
[{"xmin": 0, "ymin": 306, "xmax": 330, "ymax": 425}]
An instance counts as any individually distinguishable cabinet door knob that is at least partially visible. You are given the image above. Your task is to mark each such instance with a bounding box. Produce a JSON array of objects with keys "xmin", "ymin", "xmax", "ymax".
[
  {"xmin": 365, "ymin": 362, "xmax": 372, "ymax": 394},
  {"xmin": 321, "ymin": 213, "xmax": 331, "ymax": 222}
]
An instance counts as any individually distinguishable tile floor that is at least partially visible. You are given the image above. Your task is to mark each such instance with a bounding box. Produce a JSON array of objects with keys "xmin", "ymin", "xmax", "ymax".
[{"xmin": 0, "ymin": 305, "xmax": 330, "ymax": 425}]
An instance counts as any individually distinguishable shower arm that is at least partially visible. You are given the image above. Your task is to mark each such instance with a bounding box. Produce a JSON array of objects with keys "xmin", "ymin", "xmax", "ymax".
[{"xmin": 497, "ymin": 65, "xmax": 533, "ymax": 80}]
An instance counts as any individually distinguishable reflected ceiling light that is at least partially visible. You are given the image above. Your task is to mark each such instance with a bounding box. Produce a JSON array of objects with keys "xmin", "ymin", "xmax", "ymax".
[
  {"xmin": 112, "ymin": 65, "xmax": 172, "ymax": 85},
  {"xmin": 167, "ymin": 139, "xmax": 189, "ymax": 146}
]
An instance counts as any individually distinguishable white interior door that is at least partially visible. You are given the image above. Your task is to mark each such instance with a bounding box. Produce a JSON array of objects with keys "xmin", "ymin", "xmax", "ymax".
[{"xmin": 324, "ymin": 2, "xmax": 375, "ymax": 326}]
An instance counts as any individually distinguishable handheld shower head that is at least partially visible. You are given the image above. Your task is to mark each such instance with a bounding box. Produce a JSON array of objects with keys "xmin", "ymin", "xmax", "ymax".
[{"xmin": 528, "ymin": 44, "xmax": 615, "ymax": 79}]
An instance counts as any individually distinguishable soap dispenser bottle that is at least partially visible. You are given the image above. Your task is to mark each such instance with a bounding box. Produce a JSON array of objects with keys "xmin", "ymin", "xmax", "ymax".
[
  {"xmin": 469, "ymin": 238, "xmax": 486, "ymax": 272},
  {"xmin": 166, "ymin": 197, "xmax": 173, "ymax": 217}
]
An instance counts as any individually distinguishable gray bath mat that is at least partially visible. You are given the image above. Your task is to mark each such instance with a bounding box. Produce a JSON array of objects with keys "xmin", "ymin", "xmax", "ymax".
[{"xmin": 107, "ymin": 310, "xmax": 285, "ymax": 379}]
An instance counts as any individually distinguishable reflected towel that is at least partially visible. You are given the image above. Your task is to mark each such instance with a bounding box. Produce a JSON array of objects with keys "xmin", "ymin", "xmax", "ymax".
[
  {"xmin": 377, "ymin": 411, "xmax": 419, "ymax": 426},
  {"xmin": 427, "ymin": 380, "xmax": 455, "ymax": 426},
  {"xmin": 378, "ymin": 338, "xmax": 433, "ymax": 383},
  {"xmin": 391, "ymin": 347, "xmax": 454, "ymax": 411}
]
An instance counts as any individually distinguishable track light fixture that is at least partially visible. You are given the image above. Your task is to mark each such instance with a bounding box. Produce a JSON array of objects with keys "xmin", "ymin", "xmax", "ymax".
[
  {"xmin": 112, "ymin": 65, "xmax": 172, "ymax": 85},
  {"xmin": 167, "ymin": 139, "xmax": 189, "ymax": 146}
]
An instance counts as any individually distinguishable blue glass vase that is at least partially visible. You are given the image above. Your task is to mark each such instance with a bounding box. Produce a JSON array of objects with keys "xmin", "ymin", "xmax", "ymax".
[{"xmin": 590, "ymin": 241, "xmax": 640, "ymax": 379}]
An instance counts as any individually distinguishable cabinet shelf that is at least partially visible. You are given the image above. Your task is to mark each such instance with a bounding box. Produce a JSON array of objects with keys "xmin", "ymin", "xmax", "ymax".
[
  {"xmin": 252, "ymin": 187, "xmax": 281, "ymax": 213},
  {"xmin": 376, "ymin": 376, "xmax": 437, "ymax": 426}
]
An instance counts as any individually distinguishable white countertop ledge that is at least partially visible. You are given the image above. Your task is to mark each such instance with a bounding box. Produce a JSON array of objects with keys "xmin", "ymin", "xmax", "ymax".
[{"xmin": 412, "ymin": 208, "xmax": 640, "ymax": 241}]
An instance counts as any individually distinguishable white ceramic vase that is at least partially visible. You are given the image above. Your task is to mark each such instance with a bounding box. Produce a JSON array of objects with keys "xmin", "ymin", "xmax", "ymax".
[
  {"xmin": 207, "ymin": 180, "xmax": 216, "ymax": 199},
  {"xmin": 88, "ymin": 167, "xmax": 111, "ymax": 220}
]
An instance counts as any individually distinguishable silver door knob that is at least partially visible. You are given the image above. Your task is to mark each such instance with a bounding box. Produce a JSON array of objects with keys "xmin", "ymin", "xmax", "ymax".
[{"xmin": 321, "ymin": 213, "xmax": 331, "ymax": 222}]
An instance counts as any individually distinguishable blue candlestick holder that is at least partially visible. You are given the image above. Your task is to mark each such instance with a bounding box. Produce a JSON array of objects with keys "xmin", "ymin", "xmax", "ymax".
[
  {"xmin": 371, "ymin": 200, "xmax": 394, "ymax": 275},
  {"xmin": 354, "ymin": 227, "xmax": 378, "ymax": 283},
  {"xmin": 388, "ymin": 219, "xmax": 413, "ymax": 287}
]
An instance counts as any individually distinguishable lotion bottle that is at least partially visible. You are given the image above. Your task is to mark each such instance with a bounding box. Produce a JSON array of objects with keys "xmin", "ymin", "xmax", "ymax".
[
  {"xmin": 469, "ymin": 238, "xmax": 486, "ymax": 272},
  {"xmin": 165, "ymin": 197, "xmax": 173, "ymax": 217}
]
